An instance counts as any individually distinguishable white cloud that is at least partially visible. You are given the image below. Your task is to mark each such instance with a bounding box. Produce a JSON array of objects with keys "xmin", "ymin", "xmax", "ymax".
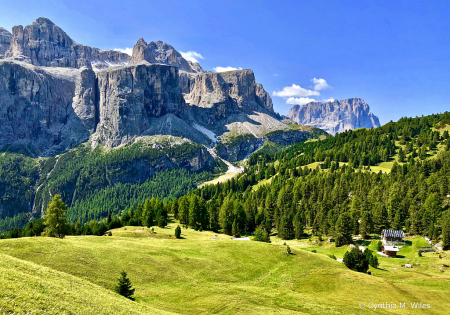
[
  {"xmin": 213, "ymin": 66, "xmax": 243, "ymax": 72},
  {"xmin": 114, "ymin": 48, "xmax": 133, "ymax": 56},
  {"xmin": 273, "ymin": 84, "xmax": 320, "ymax": 98},
  {"xmin": 312, "ymin": 78, "xmax": 331, "ymax": 91},
  {"xmin": 323, "ymin": 98, "xmax": 335, "ymax": 103},
  {"xmin": 180, "ymin": 51, "xmax": 204, "ymax": 63},
  {"xmin": 274, "ymin": 73, "xmax": 279, "ymax": 76},
  {"xmin": 286, "ymin": 97, "xmax": 317, "ymax": 106}
]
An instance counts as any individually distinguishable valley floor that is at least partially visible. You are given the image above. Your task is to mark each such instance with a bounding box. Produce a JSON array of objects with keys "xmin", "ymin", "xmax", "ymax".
[{"xmin": 1, "ymin": 223, "xmax": 449, "ymax": 314}]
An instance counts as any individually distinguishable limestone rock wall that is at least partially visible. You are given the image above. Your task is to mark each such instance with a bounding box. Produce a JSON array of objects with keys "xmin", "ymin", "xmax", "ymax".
[
  {"xmin": 91, "ymin": 63, "xmax": 186, "ymax": 148},
  {"xmin": 0, "ymin": 60, "xmax": 95, "ymax": 156},
  {"xmin": 5, "ymin": 18, "xmax": 130, "ymax": 70},
  {"xmin": 287, "ymin": 98, "xmax": 381, "ymax": 135},
  {"xmin": 0, "ymin": 27, "xmax": 12, "ymax": 59},
  {"xmin": 130, "ymin": 38, "xmax": 204, "ymax": 74}
]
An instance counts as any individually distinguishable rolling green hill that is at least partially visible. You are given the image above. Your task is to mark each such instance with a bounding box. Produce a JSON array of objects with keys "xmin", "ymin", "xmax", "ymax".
[
  {"xmin": 1, "ymin": 229, "xmax": 449, "ymax": 314},
  {"xmin": 0, "ymin": 251, "xmax": 172, "ymax": 314}
]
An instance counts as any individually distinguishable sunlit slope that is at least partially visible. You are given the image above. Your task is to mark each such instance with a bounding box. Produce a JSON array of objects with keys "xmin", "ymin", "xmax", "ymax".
[
  {"xmin": 0, "ymin": 234, "xmax": 449, "ymax": 314},
  {"xmin": 0, "ymin": 252, "xmax": 172, "ymax": 314}
]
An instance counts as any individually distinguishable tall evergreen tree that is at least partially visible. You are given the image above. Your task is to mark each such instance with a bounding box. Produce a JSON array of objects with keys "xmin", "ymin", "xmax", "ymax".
[{"xmin": 42, "ymin": 194, "xmax": 67, "ymax": 238}]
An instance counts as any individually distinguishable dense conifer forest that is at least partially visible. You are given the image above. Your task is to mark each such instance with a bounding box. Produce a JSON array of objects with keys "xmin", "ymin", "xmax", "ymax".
[
  {"xmin": 2, "ymin": 113, "xmax": 450, "ymax": 249},
  {"xmin": 0, "ymin": 138, "xmax": 223, "ymax": 233}
]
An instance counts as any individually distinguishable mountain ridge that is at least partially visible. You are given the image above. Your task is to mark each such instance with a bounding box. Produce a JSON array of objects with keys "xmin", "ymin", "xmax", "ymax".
[{"xmin": 287, "ymin": 98, "xmax": 381, "ymax": 135}]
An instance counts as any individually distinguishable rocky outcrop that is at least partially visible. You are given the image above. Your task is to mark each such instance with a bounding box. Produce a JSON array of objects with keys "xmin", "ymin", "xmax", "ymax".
[
  {"xmin": 0, "ymin": 60, "xmax": 95, "ymax": 157},
  {"xmin": 186, "ymin": 69, "xmax": 276, "ymax": 129},
  {"xmin": 90, "ymin": 63, "xmax": 186, "ymax": 148},
  {"xmin": 5, "ymin": 18, "xmax": 130, "ymax": 70},
  {"xmin": 0, "ymin": 27, "xmax": 11, "ymax": 59},
  {"xmin": 215, "ymin": 136, "xmax": 266, "ymax": 162},
  {"xmin": 287, "ymin": 98, "xmax": 380, "ymax": 135},
  {"xmin": 255, "ymin": 83, "xmax": 273, "ymax": 112},
  {"xmin": 130, "ymin": 38, "xmax": 204, "ymax": 74},
  {"xmin": 187, "ymin": 70, "xmax": 263, "ymax": 110}
]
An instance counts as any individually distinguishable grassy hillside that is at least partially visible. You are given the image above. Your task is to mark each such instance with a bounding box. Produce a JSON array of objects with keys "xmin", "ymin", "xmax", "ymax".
[
  {"xmin": 1, "ymin": 228, "xmax": 449, "ymax": 314},
  {"xmin": 0, "ymin": 252, "xmax": 171, "ymax": 314}
]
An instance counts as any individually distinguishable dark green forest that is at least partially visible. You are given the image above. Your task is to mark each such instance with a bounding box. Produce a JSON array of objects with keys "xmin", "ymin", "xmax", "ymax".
[
  {"xmin": 3, "ymin": 113, "xmax": 450, "ymax": 249},
  {"xmin": 112, "ymin": 113, "xmax": 450, "ymax": 247},
  {"xmin": 0, "ymin": 138, "xmax": 224, "ymax": 233}
]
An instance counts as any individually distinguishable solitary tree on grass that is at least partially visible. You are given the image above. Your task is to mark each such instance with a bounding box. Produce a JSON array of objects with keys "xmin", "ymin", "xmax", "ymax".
[
  {"xmin": 175, "ymin": 225, "xmax": 182, "ymax": 239},
  {"xmin": 42, "ymin": 194, "xmax": 67, "ymax": 238},
  {"xmin": 115, "ymin": 271, "xmax": 135, "ymax": 300}
]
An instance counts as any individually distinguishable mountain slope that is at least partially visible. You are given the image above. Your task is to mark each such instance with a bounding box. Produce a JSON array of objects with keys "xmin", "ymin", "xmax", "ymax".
[
  {"xmin": 2, "ymin": 235, "xmax": 449, "ymax": 314},
  {"xmin": 287, "ymin": 98, "xmax": 380, "ymax": 135},
  {"xmin": 0, "ymin": 252, "xmax": 172, "ymax": 314}
]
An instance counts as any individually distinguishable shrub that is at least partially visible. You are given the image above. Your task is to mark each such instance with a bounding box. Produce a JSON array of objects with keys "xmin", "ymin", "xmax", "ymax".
[
  {"xmin": 329, "ymin": 254, "xmax": 337, "ymax": 260},
  {"xmin": 253, "ymin": 225, "xmax": 270, "ymax": 243},
  {"xmin": 311, "ymin": 249, "xmax": 317, "ymax": 253},
  {"xmin": 369, "ymin": 254, "xmax": 379, "ymax": 268},
  {"xmin": 286, "ymin": 245, "xmax": 291, "ymax": 254},
  {"xmin": 418, "ymin": 250, "xmax": 423, "ymax": 257},
  {"xmin": 175, "ymin": 225, "xmax": 181, "ymax": 239},
  {"xmin": 377, "ymin": 241, "xmax": 383, "ymax": 252},
  {"xmin": 343, "ymin": 247, "xmax": 371, "ymax": 273},
  {"xmin": 108, "ymin": 231, "xmax": 112, "ymax": 236}
]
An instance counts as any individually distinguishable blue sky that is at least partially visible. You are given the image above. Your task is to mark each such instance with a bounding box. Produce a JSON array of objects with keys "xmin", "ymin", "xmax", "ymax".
[{"xmin": 1, "ymin": 0, "xmax": 449, "ymax": 124}]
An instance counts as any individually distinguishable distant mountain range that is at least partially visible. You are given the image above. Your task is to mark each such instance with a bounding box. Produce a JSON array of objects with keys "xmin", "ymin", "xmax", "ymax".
[{"xmin": 286, "ymin": 98, "xmax": 381, "ymax": 135}]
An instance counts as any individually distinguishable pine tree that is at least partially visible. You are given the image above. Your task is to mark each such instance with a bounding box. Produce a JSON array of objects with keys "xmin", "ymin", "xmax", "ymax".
[
  {"xmin": 335, "ymin": 213, "xmax": 352, "ymax": 246},
  {"xmin": 114, "ymin": 271, "xmax": 135, "ymax": 300},
  {"xmin": 42, "ymin": 194, "xmax": 67, "ymax": 238}
]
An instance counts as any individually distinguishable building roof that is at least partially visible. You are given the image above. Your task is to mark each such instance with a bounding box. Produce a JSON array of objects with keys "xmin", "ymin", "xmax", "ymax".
[
  {"xmin": 382, "ymin": 229, "xmax": 405, "ymax": 238},
  {"xmin": 384, "ymin": 245, "xmax": 400, "ymax": 252}
]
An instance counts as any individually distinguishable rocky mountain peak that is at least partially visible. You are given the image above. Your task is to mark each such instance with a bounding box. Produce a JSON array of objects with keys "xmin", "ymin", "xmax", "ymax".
[
  {"xmin": 130, "ymin": 37, "xmax": 204, "ymax": 74},
  {"xmin": 4, "ymin": 17, "xmax": 130, "ymax": 70},
  {"xmin": 287, "ymin": 98, "xmax": 380, "ymax": 135},
  {"xmin": 0, "ymin": 27, "xmax": 12, "ymax": 59},
  {"xmin": 33, "ymin": 17, "xmax": 55, "ymax": 26}
]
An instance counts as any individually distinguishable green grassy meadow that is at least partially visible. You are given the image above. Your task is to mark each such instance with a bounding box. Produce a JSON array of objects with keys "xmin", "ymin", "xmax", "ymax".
[{"xmin": 1, "ymin": 224, "xmax": 450, "ymax": 314}]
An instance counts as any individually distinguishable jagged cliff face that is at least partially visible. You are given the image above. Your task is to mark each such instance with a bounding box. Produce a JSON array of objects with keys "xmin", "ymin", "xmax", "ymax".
[
  {"xmin": 0, "ymin": 27, "xmax": 11, "ymax": 59},
  {"xmin": 0, "ymin": 17, "xmax": 289, "ymax": 160},
  {"xmin": 185, "ymin": 69, "xmax": 279, "ymax": 138},
  {"xmin": 187, "ymin": 70, "xmax": 269, "ymax": 111},
  {"xmin": 287, "ymin": 98, "xmax": 381, "ymax": 135},
  {"xmin": 91, "ymin": 63, "xmax": 186, "ymax": 148},
  {"xmin": 130, "ymin": 38, "xmax": 204, "ymax": 74},
  {"xmin": 0, "ymin": 60, "xmax": 95, "ymax": 157},
  {"xmin": 4, "ymin": 18, "xmax": 130, "ymax": 70}
]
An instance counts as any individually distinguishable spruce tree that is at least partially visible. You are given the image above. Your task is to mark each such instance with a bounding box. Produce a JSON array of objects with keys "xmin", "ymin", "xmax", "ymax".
[{"xmin": 114, "ymin": 271, "xmax": 135, "ymax": 300}]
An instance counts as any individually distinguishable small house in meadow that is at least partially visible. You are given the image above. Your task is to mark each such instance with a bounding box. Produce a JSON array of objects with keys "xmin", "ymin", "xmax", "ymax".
[
  {"xmin": 383, "ymin": 245, "xmax": 400, "ymax": 257},
  {"xmin": 381, "ymin": 229, "xmax": 405, "ymax": 245}
]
